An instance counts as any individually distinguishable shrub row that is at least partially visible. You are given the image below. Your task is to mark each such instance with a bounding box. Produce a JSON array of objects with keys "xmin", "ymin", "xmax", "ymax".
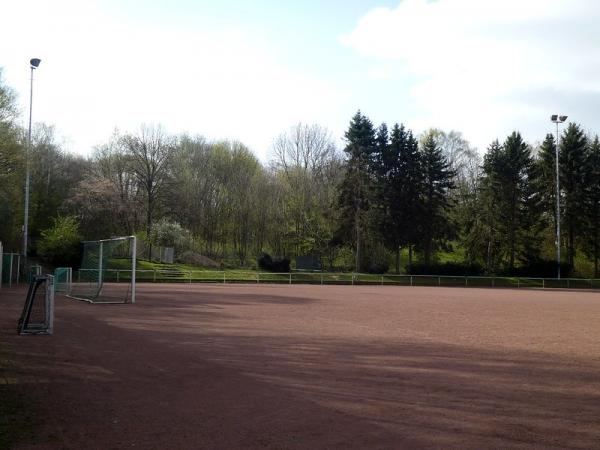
[{"xmin": 257, "ymin": 253, "xmax": 291, "ymax": 272}]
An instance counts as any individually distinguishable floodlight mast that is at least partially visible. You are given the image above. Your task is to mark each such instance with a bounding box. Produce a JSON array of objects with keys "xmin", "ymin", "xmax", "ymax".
[
  {"xmin": 23, "ymin": 58, "xmax": 41, "ymax": 265},
  {"xmin": 551, "ymin": 114, "xmax": 568, "ymax": 279}
]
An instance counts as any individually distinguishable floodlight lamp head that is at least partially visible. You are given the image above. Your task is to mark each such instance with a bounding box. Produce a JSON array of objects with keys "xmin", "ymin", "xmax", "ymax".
[
  {"xmin": 551, "ymin": 114, "xmax": 558, "ymax": 122},
  {"xmin": 30, "ymin": 58, "xmax": 41, "ymax": 69},
  {"xmin": 559, "ymin": 115, "xmax": 568, "ymax": 122}
]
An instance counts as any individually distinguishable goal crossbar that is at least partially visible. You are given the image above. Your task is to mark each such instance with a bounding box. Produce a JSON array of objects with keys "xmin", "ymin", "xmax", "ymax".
[{"xmin": 68, "ymin": 236, "xmax": 136, "ymax": 304}]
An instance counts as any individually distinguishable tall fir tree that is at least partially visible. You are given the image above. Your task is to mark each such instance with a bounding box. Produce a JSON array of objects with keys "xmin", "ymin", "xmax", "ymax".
[
  {"xmin": 559, "ymin": 123, "xmax": 588, "ymax": 268},
  {"xmin": 501, "ymin": 132, "xmax": 539, "ymax": 270},
  {"xmin": 584, "ymin": 136, "xmax": 600, "ymax": 277},
  {"xmin": 537, "ymin": 134, "xmax": 558, "ymax": 227},
  {"xmin": 480, "ymin": 133, "xmax": 539, "ymax": 272},
  {"xmin": 337, "ymin": 111, "xmax": 376, "ymax": 272},
  {"xmin": 402, "ymin": 130, "xmax": 423, "ymax": 268},
  {"xmin": 480, "ymin": 140, "xmax": 504, "ymax": 272},
  {"xmin": 418, "ymin": 133, "xmax": 455, "ymax": 265},
  {"xmin": 373, "ymin": 122, "xmax": 389, "ymax": 176},
  {"xmin": 377, "ymin": 123, "xmax": 410, "ymax": 273},
  {"xmin": 382, "ymin": 124, "xmax": 423, "ymax": 271}
]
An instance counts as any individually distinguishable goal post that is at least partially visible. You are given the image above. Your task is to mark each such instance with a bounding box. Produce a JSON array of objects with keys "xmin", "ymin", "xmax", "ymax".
[
  {"xmin": 69, "ymin": 236, "xmax": 136, "ymax": 304},
  {"xmin": 18, "ymin": 274, "xmax": 54, "ymax": 335}
]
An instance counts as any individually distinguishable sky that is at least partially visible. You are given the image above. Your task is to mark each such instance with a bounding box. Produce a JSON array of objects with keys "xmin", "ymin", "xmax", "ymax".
[{"xmin": 1, "ymin": 0, "xmax": 599, "ymax": 160}]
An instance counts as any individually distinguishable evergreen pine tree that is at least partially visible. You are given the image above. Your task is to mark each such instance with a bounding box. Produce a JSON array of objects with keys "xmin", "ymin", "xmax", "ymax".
[
  {"xmin": 560, "ymin": 123, "xmax": 588, "ymax": 268},
  {"xmin": 418, "ymin": 134, "xmax": 455, "ymax": 265},
  {"xmin": 480, "ymin": 140, "xmax": 505, "ymax": 272},
  {"xmin": 373, "ymin": 122, "xmax": 389, "ymax": 176},
  {"xmin": 537, "ymin": 134, "xmax": 557, "ymax": 223},
  {"xmin": 385, "ymin": 124, "xmax": 424, "ymax": 270},
  {"xmin": 379, "ymin": 123, "xmax": 410, "ymax": 273},
  {"xmin": 584, "ymin": 136, "xmax": 600, "ymax": 277},
  {"xmin": 480, "ymin": 133, "xmax": 538, "ymax": 272},
  {"xmin": 337, "ymin": 111, "xmax": 376, "ymax": 272}
]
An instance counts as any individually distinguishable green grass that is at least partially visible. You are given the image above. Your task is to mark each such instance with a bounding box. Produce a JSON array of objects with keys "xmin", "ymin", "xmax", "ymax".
[{"xmin": 84, "ymin": 258, "xmax": 600, "ymax": 289}]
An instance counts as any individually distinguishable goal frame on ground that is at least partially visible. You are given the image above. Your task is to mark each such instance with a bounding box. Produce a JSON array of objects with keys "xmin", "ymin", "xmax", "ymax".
[
  {"xmin": 18, "ymin": 274, "xmax": 54, "ymax": 335},
  {"xmin": 68, "ymin": 235, "xmax": 137, "ymax": 304}
]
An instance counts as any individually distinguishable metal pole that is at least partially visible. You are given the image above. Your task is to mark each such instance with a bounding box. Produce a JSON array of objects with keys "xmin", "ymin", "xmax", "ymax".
[
  {"xmin": 131, "ymin": 236, "xmax": 137, "ymax": 303},
  {"xmin": 98, "ymin": 241, "xmax": 103, "ymax": 287},
  {"xmin": 23, "ymin": 65, "xmax": 35, "ymax": 261},
  {"xmin": 9, "ymin": 253, "xmax": 13, "ymax": 288},
  {"xmin": 556, "ymin": 121, "xmax": 561, "ymax": 279}
]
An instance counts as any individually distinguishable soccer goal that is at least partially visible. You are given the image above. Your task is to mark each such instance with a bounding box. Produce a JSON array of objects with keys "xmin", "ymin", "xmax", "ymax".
[
  {"xmin": 54, "ymin": 267, "xmax": 72, "ymax": 294},
  {"xmin": 69, "ymin": 236, "xmax": 136, "ymax": 304},
  {"xmin": 1, "ymin": 247, "xmax": 21, "ymax": 288},
  {"xmin": 18, "ymin": 274, "xmax": 54, "ymax": 335}
]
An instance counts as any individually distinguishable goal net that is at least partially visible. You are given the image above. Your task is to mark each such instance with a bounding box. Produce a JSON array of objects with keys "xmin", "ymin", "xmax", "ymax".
[
  {"xmin": 18, "ymin": 274, "xmax": 54, "ymax": 335},
  {"xmin": 69, "ymin": 236, "xmax": 136, "ymax": 304},
  {"xmin": 54, "ymin": 267, "xmax": 72, "ymax": 294},
  {"xmin": 1, "ymin": 249, "xmax": 21, "ymax": 288}
]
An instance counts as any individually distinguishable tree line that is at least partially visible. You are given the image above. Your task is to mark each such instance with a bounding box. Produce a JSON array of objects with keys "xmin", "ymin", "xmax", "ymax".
[{"xmin": 1, "ymin": 71, "xmax": 600, "ymax": 276}]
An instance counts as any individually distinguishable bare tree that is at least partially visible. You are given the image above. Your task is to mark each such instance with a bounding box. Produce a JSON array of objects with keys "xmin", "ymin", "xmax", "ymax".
[
  {"xmin": 122, "ymin": 124, "xmax": 175, "ymax": 237},
  {"xmin": 270, "ymin": 123, "xmax": 340, "ymax": 260},
  {"xmin": 92, "ymin": 131, "xmax": 141, "ymax": 233},
  {"xmin": 272, "ymin": 123, "xmax": 337, "ymax": 175},
  {"xmin": 423, "ymin": 128, "xmax": 479, "ymax": 185}
]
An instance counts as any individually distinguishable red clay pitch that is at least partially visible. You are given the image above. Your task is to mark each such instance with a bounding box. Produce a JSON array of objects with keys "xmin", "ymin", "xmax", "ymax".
[{"xmin": 2, "ymin": 283, "xmax": 600, "ymax": 449}]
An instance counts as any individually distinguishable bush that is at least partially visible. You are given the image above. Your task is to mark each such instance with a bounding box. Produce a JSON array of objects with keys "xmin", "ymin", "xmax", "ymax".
[
  {"xmin": 500, "ymin": 261, "xmax": 572, "ymax": 278},
  {"xmin": 149, "ymin": 218, "xmax": 194, "ymax": 253},
  {"xmin": 364, "ymin": 260, "xmax": 389, "ymax": 274},
  {"xmin": 37, "ymin": 216, "xmax": 82, "ymax": 267},
  {"xmin": 407, "ymin": 262, "xmax": 484, "ymax": 276},
  {"xmin": 361, "ymin": 242, "xmax": 390, "ymax": 274},
  {"xmin": 258, "ymin": 253, "xmax": 290, "ymax": 272}
]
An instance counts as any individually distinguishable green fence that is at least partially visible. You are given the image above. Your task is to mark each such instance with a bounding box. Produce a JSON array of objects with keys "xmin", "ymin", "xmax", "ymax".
[{"xmin": 73, "ymin": 269, "xmax": 600, "ymax": 290}]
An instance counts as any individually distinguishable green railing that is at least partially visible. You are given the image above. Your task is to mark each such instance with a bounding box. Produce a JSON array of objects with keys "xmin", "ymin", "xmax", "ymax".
[{"xmin": 74, "ymin": 269, "xmax": 600, "ymax": 290}]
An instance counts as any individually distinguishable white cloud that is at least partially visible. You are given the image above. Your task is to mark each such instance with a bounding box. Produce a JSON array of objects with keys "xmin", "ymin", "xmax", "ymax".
[
  {"xmin": 341, "ymin": 0, "xmax": 600, "ymax": 150},
  {"xmin": 0, "ymin": 0, "xmax": 344, "ymax": 160},
  {"xmin": 367, "ymin": 65, "xmax": 394, "ymax": 80}
]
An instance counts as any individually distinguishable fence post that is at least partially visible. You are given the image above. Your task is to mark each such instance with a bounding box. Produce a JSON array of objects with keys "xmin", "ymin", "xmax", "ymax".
[
  {"xmin": 410, "ymin": 276, "xmax": 413, "ymax": 287},
  {"xmin": 117, "ymin": 270, "xmax": 120, "ymax": 283},
  {"xmin": 465, "ymin": 276, "xmax": 468, "ymax": 287},
  {"xmin": 352, "ymin": 274, "xmax": 354, "ymax": 286},
  {"xmin": 189, "ymin": 271, "xmax": 192, "ymax": 284},
  {"xmin": 257, "ymin": 273, "xmax": 259, "ymax": 284},
  {"xmin": 223, "ymin": 272, "xmax": 226, "ymax": 284},
  {"xmin": 289, "ymin": 273, "xmax": 292, "ymax": 284},
  {"xmin": 543, "ymin": 279, "xmax": 545, "ymax": 289},
  {"xmin": 517, "ymin": 278, "xmax": 520, "ymax": 288},
  {"xmin": 321, "ymin": 273, "xmax": 323, "ymax": 285}
]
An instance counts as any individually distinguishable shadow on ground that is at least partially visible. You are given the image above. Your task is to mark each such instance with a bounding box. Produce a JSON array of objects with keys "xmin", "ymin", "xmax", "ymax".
[{"xmin": 2, "ymin": 286, "xmax": 600, "ymax": 449}]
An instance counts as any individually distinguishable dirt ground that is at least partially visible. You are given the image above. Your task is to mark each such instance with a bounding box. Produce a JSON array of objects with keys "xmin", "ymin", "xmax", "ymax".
[{"xmin": 2, "ymin": 283, "xmax": 600, "ymax": 449}]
